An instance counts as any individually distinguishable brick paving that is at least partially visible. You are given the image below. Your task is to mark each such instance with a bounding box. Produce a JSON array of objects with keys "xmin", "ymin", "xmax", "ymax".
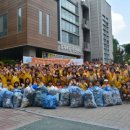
[
  {"xmin": 23, "ymin": 103, "xmax": 130, "ymax": 130},
  {"xmin": 0, "ymin": 109, "xmax": 43, "ymax": 130},
  {"xmin": 0, "ymin": 103, "xmax": 130, "ymax": 130}
]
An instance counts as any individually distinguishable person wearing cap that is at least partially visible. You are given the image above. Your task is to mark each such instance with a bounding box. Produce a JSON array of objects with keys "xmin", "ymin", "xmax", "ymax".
[
  {"xmin": 84, "ymin": 66, "xmax": 90, "ymax": 80},
  {"xmin": 102, "ymin": 79, "xmax": 110, "ymax": 88}
]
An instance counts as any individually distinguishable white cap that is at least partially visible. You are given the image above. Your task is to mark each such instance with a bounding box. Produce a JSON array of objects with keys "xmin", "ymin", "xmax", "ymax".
[{"xmin": 104, "ymin": 79, "xmax": 108, "ymax": 82}]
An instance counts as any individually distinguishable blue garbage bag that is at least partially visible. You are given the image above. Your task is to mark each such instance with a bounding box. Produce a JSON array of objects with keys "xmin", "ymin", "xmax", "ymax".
[
  {"xmin": 111, "ymin": 87, "xmax": 122, "ymax": 105},
  {"xmin": 103, "ymin": 86, "xmax": 113, "ymax": 91},
  {"xmin": 2, "ymin": 90, "xmax": 14, "ymax": 108},
  {"xmin": 34, "ymin": 90, "xmax": 44, "ymax": 107},
  {"xmin": 13, "ymin": 91, "xmax": 23, "ymax": 108},
  {"xmin": 92, "ymin": 86, "xmax": 104, "ymax": 107},
  {"xmin": 42, "ymin": 94, "xmax": 57, "ymax": 109},
  {"xmin": 32, "ymin": 84, "xmax": 39, "ymax": 90},
  {"xmin": 59, "ymin": 88, "xmax": 70, "ymax": 106},
  {"xmin": 0, "ymin": 88, "xmax": 8, "ymax": 107},
  {"xmin": 103, "ymin": 90, "xmax": 114, "ymax": 107},
  {"xmin": 21, "ymin": 86, "xmax": 35, "ymax": 108},
  {"xmin": 68, "ymin": 86, "xmax": 84, "ymax": 108},
  {"xmin": 38, "ymin": 86, "xmax": 48, "ymax": 93},
  {"xmin": 68, "ymin": 86, "xmax": 83, "ymax": 93},
  {"xmin": 84, "ymin": 90, "xmax": 97, "ymax": 108}
]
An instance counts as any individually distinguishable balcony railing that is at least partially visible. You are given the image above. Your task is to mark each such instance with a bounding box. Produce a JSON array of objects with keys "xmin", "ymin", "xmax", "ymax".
[
  {"xmin": 84, "ymin": 42, "xmax": 91, "ymax": 52},
  {"xmin": 82, "ymin": 18, "xmax": 90, "ymax": 30}
]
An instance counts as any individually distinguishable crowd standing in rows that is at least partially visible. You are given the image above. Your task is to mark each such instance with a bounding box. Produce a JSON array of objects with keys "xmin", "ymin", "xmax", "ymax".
[{"xmin": 0, "ymin": 62, "xmax": 130, "ymax": 100}]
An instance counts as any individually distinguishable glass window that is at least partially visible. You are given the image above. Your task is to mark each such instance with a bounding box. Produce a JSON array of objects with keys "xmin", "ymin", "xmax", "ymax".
[
  {"xmin": 39, "ymin": 11, "xmax": 43, "ymax": 34},
  {"xmin": 0, "ymin": 14, "xmax": 7, "ymax": 37},
  {"xmin": 61, "ymin": 0, "xmax": 78, "ymax": 15},
  {"xmin": 46, "ymin": 14, "xmax": 50, "ymax": 37},
  {"xmin": 61, "ymin": 8, "xmax": 79, "ymax": 25},
  {"xmin": 61, "ymin": 20, "xmax": 79, "ymax": 35},
  {"xmin": 0, "ymin": 16, "xmax": 3, "ymax": 33},
  {"xmin": 17, "ymin": 8, "xmax": 22, "ymax": 32},
  {"xmin": 62, "ymin": 31, "xmax": 79, "ymax": 45}
]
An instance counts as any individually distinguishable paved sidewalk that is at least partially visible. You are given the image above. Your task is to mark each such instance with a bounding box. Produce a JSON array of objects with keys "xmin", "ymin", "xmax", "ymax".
[
  {"xmin": 0, "ymin": 103, "xmax": 130, "ymax": 130},
  {"xmin": 15, "ymin": 117, "xmax": 117, "ymax": 130},
  {"xmin": 22, "ymin": 103, "xmax": 130, "ymax": 130},
  {"xmin": 0, "ymin": 109, "xmax": 43, "ymax": 130}
]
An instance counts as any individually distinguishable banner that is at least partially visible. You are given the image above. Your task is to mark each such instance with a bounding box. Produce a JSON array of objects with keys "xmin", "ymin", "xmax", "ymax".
[{"xmin": 23, "ymin": 56, "xmax": 83, "ymax": 65}]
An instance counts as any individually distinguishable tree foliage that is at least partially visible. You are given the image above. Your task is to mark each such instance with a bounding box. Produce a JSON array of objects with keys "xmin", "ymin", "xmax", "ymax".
[
  {"xmin": 113, "ymin": 38, "xmax": 125, "ymax": 64},
  {"xmin": 123, "ymin": 43, "xmax": 130, "ymax": 64},
  {"xmin": 124, "ymin": 44, "xmax": 130, "ymax": 54}
]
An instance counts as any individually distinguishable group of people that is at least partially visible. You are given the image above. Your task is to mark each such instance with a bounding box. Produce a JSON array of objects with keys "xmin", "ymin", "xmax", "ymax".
[{"xmin": 0, "ymin": 62, "xmax": 130, "ymax": 100}]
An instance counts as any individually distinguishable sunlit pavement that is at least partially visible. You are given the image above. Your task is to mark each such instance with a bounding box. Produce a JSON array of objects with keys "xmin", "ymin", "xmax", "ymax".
[{"xmin": 0, "ymin": 102, "xmax": 130, "ymax": 130}]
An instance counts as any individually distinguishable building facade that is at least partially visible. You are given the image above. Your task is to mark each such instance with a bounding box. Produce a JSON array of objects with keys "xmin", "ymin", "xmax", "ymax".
[
  {"xmin": 89, "ymin": 0, "xmax": 113, "ymax": 63},
  {"xmin": 0, "ymin": 0, "xmax": 112, "ymax": 63}
]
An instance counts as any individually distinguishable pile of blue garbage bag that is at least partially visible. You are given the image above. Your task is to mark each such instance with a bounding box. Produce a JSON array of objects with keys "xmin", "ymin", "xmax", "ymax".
[{"xmin": 0, "ymin": 85, "xmax": 122, "ymax": 109}]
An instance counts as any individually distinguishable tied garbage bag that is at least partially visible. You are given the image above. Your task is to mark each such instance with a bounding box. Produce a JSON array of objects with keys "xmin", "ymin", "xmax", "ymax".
[
  {"xmin": 59, "ymin": 88, "xmax": 70, "ymax": 106},
  {"xmin": 48, "ymin": 86, "xmax": 60, "ymax": 102},
  {"xmin": 69, "ymin": 86, "xmax": 84, "ymax": 108},
  {"xmin": 38, "ymin": 86, "xmax": 48, "ymax": 93},
  {"xmin": 0, "ymin": 88, "xmax": 8, "ymax": 107},
  {"xmin": 47, "ymin": 86, "xmax": 58, "ymax": 95},
  {"xmin": 111, "ymin": 87, "xmax": 122, "ymax": 105},
  {"xmin": 103, "ymin": 86, "xmax": 113, "ymax": 91},
  {"xmin": 13, "ymin": 92, "xmax": 23, "ymax": 108},
  {"xmin": 103, "ymin": 91, "xmax": 113, "ymax": 107},
  {"xmin": 3, "ymin": 90, "xmax": 14, "ymax": 108},
  {"xmin": 42, "ymin": 94, "xmax": 57, "ymax": 109},
  {"xmin": 21, "ymin": 86, "xmax": 35, "ymax": 108},
  {"xmin": 34, "ymin": 91, "xmax": 46, "ymax": 107},
  {"xmin": 84, "ymin": 90, "xmax": 97, "ymax": 108},
  {"xmin": 92, "ymin": 86, "xmax": 104, "ymax": 107},
  {"xmin": 32, "ymin": 84, "xmax": 39, "ymax": 90},
  {"xmin": 21, "ymin": 97, "xmax": 30, "ymax": 108}
]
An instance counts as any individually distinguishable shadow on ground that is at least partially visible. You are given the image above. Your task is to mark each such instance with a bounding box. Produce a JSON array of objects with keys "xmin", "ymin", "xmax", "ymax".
[{"xmin": 15, "ymin": 117, "xmax": 118, "ymax": 130}]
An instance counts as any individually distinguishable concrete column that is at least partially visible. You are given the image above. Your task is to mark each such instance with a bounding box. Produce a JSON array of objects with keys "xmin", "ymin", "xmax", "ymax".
[{"xmin": 23, "ymin": 46, "xmax": 36, "ymax": 57}]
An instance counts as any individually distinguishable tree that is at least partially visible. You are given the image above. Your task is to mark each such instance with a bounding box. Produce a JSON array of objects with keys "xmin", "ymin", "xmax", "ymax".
[
  {"xmin": 123, "ymin": 43, "xmax": 130, "ymax": 64},
  {"xmin": 124, "ymin": 43, "xmax": 130, "ymax": 54},
  {"xmin": 113, "ymin": 38, "xmax": 125, "ymax": 64}
]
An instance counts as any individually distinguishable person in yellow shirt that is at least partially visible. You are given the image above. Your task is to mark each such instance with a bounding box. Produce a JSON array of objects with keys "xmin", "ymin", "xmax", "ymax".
[
  {"xmin": 120, "ymin": 66, "xmax": 129, "ymax": 84},
  {"xmin": 88, "ymin": 68, "xmax": 97, "ymax": 83},
  {"xmin": 53, "ymin": 70, "xmax": 60, "ymax": 86},
  {"xmin": 114, "ymin": 71, "xmax": 122, "ymax": 89},
  {"xmin": 34, "ymin": 77, "xmax": 44, "ymax": 87},
  {"xmin": 0, "ymin": 73, "xmax": 7, "ymax": 87},
  {"xmin": 84, "ymin": 66, "xmax": 90, "ymax": 79},
  {"xmin": 78, "ymin": 79, "xmax": 88, "ymax": 90},
  {"xmin": 6, "ymin": 79, "xmax": 14, "ymax": 91},
  {"xmin": 102, "ymin": 79, "xmax": 110, "ymax": 88},
  {"xmin": 121, "ymin": 84, "xmax": 128, "ymax": 100},
  {"xmin": 61, "ymin": 69, "xmax": 68, "ymax": 86},
  {"xmin": 41, "ymin": 68, "xmax": 48, "ymax": 85},
  {"xmin": 0, "ymin": 77, "xmax": 3, "ymax": 88},
  {"xmin": 108, "ymin": 68, "xmax": 116, "ymax": 84}
]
